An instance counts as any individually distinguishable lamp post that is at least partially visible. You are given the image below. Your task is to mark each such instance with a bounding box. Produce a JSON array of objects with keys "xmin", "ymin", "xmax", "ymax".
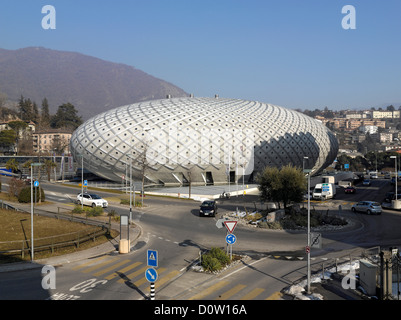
[
  {"xmin": 304, "ymin": 167, "xmax": 312, "ymax": 294},
  {"xmin": 391, "ymin": 156, "xmax": 397, "ymax": 202},
  {"xmin": 30, "ymin": 162, "xmax": 43, "ymax": 261}
]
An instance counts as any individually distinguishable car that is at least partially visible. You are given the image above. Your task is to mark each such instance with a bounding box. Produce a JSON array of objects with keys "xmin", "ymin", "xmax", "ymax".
[
  {"xmin": 363, "ymin": 179, "xmax": 371, "ymax": 186},
  {"xmin": 77, "ymin": 193, "xmax": 108, "ymax": 208},
  {"xmin": 199, "ymin": 200, "xmax": 217, "ymax": 217},
  {"xmin": 384, "ymin": 173, "xmax": 391, "ymax": 179},
  {"xmin": 344, "ymin": 186, "xmax": 356, "ymax": 194},
  {"xmin": 370, "ymin": 174, "xmax": 378, "ymax": 179},
  {"xmin": 351, "ymin": 201, "xmax": 382, "ymax": 215}
]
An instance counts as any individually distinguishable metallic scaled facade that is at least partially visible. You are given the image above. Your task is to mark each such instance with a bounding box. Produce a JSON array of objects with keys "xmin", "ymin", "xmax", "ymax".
[{"xmin": 70, "ymin": 97, "xmax": 338, "ymax": 186}]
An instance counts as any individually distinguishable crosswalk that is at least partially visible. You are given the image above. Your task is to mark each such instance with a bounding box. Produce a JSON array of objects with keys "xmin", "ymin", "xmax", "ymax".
[{"xmin": 70, "ymin": 254, "xmax": 284, "ymax": 300}]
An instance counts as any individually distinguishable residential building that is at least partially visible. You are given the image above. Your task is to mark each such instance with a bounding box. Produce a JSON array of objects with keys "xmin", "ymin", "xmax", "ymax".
[{"xmin": 33, "ymin": 129, "xmax": 72, "ymax": 155}]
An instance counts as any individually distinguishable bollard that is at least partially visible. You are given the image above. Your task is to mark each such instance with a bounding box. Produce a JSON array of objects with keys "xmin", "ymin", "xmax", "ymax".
[{"xmin": 150, "ymin": 282, "xmax": 155, "ymax": 300}]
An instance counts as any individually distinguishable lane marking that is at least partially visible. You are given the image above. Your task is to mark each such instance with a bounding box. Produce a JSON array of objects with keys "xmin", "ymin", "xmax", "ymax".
[
  {"xmin": 240, "ymin": 288, "xmax": 265, "ymax": 300},
  {"xmin": 82, "ymin": 257, "xmax": 119, "ymax": 273},
  {"xmin": 220, "ymin": 257, "xmax": 267, "ymax": 280},
  {"xmin": 265, "ymin": 291, "xmax": 283, "ymax": 300},
  {"xmin": 93, "ymin": 259, "xmax": 131, "ymax": 277},
  {"xmin": 104, "ymin": 261, "xmax": 142, "ymax": 280},
  {"xmin": 216, "ymin": 284, "xmax": 246, "ymax": 300},
  {"xmin": 71, "ymin": 256, "xmax": 108, "ymax": 271},
  {"xmin": 189, "ymin": 281, "xmax": 229, "ymax": 300}
]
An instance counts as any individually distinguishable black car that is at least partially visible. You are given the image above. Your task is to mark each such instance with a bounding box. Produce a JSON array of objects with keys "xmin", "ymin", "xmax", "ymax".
[
  {"xmin": 344, "ymin": 186, "xmax": 356, "ymax": 194},
  {"xmin": 199, "ymin": 200, "xmax": 217, "ymax": 217}
]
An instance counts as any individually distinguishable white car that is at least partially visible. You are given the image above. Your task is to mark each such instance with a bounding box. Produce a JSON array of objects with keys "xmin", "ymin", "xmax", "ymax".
[{"xmin": 77, "ymin": 193, "xmax": 108, "ymax": 208}]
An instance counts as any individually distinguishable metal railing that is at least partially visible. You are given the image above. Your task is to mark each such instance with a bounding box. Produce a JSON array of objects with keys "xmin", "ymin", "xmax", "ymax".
[{"xmin": 0, "ymin": 204, "xmax": 112, "ymax": 261}]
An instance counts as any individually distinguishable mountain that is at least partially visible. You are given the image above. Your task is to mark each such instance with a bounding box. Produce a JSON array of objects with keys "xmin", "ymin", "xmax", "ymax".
[{"xmin": 0, "ymin": 47, "xmax": 188, "ymax": 120}]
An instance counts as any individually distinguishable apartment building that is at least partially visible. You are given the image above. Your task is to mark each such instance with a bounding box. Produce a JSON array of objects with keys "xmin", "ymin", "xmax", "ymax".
[{"xmin": 32, "ymin": 129, "xmax": 72, "ymax": 155}]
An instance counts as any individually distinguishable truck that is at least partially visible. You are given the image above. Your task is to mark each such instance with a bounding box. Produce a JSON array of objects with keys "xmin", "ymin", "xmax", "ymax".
[
  {"xmin": 313, "ymin": 183, "xmax": 336, "ymax": 200},
  {"xmin": 322, "ymin": 175, "xmax": 335, "ymax": 184}
]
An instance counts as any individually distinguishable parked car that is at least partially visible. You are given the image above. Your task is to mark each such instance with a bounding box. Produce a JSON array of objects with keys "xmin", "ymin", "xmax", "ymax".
[
  {"xmin": 370, "ymin": 173, "xmax": 378, "ymax": 179},
  {"xmin": 344, "ymin": 186, "xmax": 356, "ymax": 194},
  {"xmin": 77, "ymin": 193, "xmax": 108, "ymax": 208},
  {"xmin": 363, "ymin": 179, "xmax": 371, "ymax": 186},
  {"xmin": 351, "ymin": 201, "xmax": 382, "ymax": 215},
  {"xmin": 199, "ymin": 200, "xmax": 217, "ymax": 217}
]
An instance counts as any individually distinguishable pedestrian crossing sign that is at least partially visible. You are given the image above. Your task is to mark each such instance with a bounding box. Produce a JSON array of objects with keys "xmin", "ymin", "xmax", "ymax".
[{"xmin": 147, "ymin": 249, "xmax": 158, "ymax": 267}]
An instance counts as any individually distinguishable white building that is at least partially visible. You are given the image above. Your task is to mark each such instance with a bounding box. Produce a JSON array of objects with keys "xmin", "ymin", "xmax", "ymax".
[{"xmin": 70, "ymin": 97, "xmax": 339, "ymax": 186}]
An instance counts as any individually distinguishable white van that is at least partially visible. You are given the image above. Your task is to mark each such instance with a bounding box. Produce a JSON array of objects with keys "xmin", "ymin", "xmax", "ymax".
[{"xmin": 313, "ymin": 183, "xmax": 336, "ymax": 200}]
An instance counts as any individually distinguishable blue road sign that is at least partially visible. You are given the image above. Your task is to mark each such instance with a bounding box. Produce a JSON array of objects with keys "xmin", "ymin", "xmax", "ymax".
[
  {"xmin": 145, "ymin": 267, "xmax": 158, "ymax": 282},
  {"xmin": 147, "ymin": 249, "xmax": 158, "ymax": 267},
  {"xmin": 226, "ymin": 234, "xmax": 236, "ymax": 245},
  {"xmin": 83, "ymin": 180, "xmax": 88, "ymax": 186},
  {"xmin": 34, "ymin": 181, "xmax": 39, "ymax": 187}
]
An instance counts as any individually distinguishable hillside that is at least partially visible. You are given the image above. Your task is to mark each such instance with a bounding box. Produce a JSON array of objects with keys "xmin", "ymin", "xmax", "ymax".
[{"xmin": 0, "ymin": 47, "xmax": 188, "ymax": 120}]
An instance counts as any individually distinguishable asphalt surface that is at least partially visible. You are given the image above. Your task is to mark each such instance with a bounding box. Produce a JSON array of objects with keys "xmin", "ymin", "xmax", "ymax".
[{"xmin": 0, "ymin": 184, "xmax": 374, "ymax": 300}]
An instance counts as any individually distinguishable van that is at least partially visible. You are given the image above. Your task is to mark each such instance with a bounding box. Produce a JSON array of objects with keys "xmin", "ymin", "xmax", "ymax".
[{"xmin": 313, "ymin": 183, "xmax": 336, "ymax": 200}]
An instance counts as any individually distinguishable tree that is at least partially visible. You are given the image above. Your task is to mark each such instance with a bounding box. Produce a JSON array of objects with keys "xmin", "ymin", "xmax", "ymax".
[
  {"xmin": 257, "ymin": 164, "xmax": 306, "ymax": 209},
  {"xmin": 18, "ymin": 96, "xmax": 38, "ymax": 122},
  {"xmin": 41, "ymin": 98, "xmax": 51, "ymax": 128},
  {"xmin": 50, "ymin": 103, "xmax": 82, "ymax": 130},
  {"xmin": 5, "ymin": 158, "xmax": 19, "ymax": 173},
  {"xmin": 0, "ymin": 130, "xmax": 17, "ymax": 151},
  {"xmin": 44, "ymin": 159, "xmax": 57, "ymax": 181}
]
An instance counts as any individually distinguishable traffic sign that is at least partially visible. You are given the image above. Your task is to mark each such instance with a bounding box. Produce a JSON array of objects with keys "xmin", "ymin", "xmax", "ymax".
[
  {"xmin": 145, "ymin": 267, "xmax": 158, "ymax": 282},
  {"xmin": 34, "ymin": 181, "xmax": 39, "ymax": 187},
  {"xmin": 310, "ymin": 233, "xmax": 322, "ymax": 249},
  {"xmin": 305, "ymin": 246, "xmax": 310, "ymax": 254},
  {"xmin": 224, "ymin": 220, "xmax": 237, "ymax": 233},
  {"xmin": 226, "ymin": 234, "xmax": 236, "ymax": 245},
  {"xmin": 147, "ymin": 249, "xmax": 158, "ymax": 267},
  {"xmin": 83, "ymin": 180, "xmax": 88, "ymax": 186}
]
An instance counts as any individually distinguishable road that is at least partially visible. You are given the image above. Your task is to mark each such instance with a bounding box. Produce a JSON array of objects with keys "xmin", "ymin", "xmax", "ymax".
[{"xmin": 1, "ymin": 176, "xmax": 401, "ymax": 300}]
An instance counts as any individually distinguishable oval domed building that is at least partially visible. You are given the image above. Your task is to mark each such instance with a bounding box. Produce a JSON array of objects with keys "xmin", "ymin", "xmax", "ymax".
[{"xmin": 70, "ymin": 96, "xmax": 338, "ymax": 186}]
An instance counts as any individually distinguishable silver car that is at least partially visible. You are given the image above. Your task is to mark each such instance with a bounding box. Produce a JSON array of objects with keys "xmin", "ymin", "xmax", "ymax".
[{"xmin": 351, "ymin": 201, "xmax": 382, "ymax": 215}]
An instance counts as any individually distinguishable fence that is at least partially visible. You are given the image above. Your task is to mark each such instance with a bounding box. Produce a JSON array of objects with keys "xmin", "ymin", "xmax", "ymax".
[
  {"xmin": 0, "ymin": 226, "xmax": 108, "ymax": 260},
  {"xmin": 0, "ymin": 205, "xmax": 112, "ymax": 261}
]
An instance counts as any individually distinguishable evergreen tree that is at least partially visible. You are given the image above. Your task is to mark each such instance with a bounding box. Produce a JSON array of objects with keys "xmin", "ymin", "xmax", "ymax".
[
  {"xmin": 50, "ymin": 103, "xmax": 82, "ymax": 130},
  {"xmin": 41, "ymin": 98, "xmax": 51, "ymax": 128}
]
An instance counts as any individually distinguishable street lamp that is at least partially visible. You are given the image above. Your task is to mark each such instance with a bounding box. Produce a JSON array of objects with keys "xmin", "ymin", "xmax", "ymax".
[
  {"xmin": 391, "ymin": 156, "xmax": 397, "ymax": 202},
  {"xmin": 304, "ymin": 167, "xmax": 312, "ymax": 294},
  {"xmin": 30, "ymin": 162, "xmax": 43, "ymax": 261}
]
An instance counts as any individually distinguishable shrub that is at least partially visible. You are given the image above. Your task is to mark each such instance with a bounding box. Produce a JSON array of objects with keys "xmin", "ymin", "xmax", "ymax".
[
  {"xmin": 87, "ymin": 206, "xmax": 103, "ymax": 217},
  {"xmin": 201, "ymin": 247, "xmax": 231, "ymax": 272},
  {"xmin": 202, "ymin": 255, "xmax": 222, "ymax": 272},
  {"xmin": 209, "ymin": 247, "xmax": 230, "ymax": 266},
  {"xmin": 72, "ymin": 205, "xmax": 85, "ymax": 214},
  {"xmin": 18, "ymin": 186, "xmax": 45, "ymax": 203}
]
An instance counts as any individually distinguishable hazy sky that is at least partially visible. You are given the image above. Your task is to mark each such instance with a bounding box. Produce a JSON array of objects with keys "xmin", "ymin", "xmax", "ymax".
[{"xmin": 1, "ymin": 0, "xmax": 400, "ymax": 110}]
